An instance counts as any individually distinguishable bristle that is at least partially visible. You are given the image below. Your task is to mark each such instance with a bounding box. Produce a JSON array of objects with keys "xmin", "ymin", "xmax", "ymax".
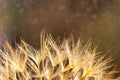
[{"xmin": 0, "ymin": 33, "xmax": 119, "ymax": 80}]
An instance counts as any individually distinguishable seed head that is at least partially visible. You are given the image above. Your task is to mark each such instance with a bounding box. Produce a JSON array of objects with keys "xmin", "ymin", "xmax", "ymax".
[{"xmin": 0, "ymin": 32, "xmax": 119, "ymax": 80}]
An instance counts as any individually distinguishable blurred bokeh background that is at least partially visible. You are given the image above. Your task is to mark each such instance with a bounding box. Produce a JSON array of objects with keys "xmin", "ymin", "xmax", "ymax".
[{"xmin": 0, "ymin": 0, "xmax": 120, "ymax": 70}]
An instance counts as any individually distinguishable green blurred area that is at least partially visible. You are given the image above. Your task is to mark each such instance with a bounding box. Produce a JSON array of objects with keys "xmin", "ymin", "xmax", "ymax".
[{"xmin": 0, "ymin": 0, "xmax": 120, "ymax": 68}]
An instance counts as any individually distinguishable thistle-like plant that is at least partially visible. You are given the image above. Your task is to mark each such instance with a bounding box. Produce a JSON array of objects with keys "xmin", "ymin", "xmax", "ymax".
[{"xmin": 0, "ymin": 32, "xmax": 119, "ymax": 80}]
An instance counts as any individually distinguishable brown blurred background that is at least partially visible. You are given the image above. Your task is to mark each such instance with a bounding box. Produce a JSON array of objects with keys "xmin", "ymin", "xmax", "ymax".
[{"xmin": 0, "ymin": 0, "xmax": 120, "ymax": 69}]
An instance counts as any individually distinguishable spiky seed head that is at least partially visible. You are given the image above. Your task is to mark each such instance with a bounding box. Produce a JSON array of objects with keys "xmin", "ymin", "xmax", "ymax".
[{"xmin": 0, "ymin": 32, "xmax": 119, "ymax": 80}]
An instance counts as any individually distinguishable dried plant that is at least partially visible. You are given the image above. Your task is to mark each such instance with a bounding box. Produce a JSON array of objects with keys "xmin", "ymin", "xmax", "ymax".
[{"xmin": 0, "ymin": 32, "xmax": 119, "ymax": 80}]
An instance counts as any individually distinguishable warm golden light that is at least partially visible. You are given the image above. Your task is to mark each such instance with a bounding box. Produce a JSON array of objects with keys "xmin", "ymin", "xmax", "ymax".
[{"xmin": 0, "ymin": 32, "xmax": 119, "ymax": 80}]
